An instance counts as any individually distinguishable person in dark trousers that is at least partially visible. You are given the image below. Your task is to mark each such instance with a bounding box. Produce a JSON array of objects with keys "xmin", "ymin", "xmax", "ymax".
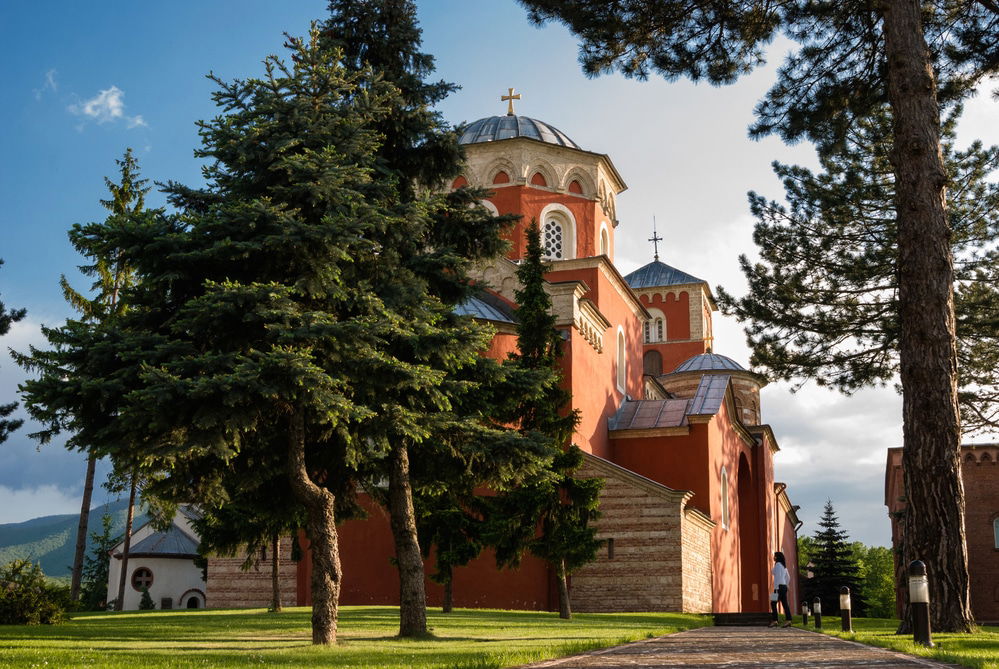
[{"xmin": 769, "ymin": 551, "xmax": 793, "ymax": 627}]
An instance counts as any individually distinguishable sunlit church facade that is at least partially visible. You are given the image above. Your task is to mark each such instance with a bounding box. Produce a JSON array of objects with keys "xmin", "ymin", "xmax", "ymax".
[{"xmin": 207, "ymin": 100, "xmax": 802, "ymax": 614}]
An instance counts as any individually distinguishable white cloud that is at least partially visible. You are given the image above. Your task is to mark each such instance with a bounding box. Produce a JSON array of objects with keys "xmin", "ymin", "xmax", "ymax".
[
  {"xmin": 68, "ymin": 85, "xmax": 147, "ymax": 128},
  {"xmin": 0, "ymin": 484, "xmax": 80, "ymax": 524},
  {"xmin": 33, "ymin": 69, "xmax": 58, "ymax": 100}
]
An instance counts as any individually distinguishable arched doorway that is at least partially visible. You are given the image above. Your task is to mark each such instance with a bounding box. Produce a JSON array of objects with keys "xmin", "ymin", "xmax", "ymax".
[
  {"xmin": 737, "ymin": 453, "xmax": 762, "ymax": 611},
  {"xmin": 180, "ymin": 589, "xmax": 206, "ymax": 609}
]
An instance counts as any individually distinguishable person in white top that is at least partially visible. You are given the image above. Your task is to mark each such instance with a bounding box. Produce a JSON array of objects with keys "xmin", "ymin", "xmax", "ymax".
[{"xmin": 769, "ymin": 551, "xmax": 793, "ymax": 627}]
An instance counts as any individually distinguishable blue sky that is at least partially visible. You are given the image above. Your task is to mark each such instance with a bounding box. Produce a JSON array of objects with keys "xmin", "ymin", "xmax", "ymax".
[{"xmin": 2, "ymin": 1, "xmax": 996, "ymax": 545}]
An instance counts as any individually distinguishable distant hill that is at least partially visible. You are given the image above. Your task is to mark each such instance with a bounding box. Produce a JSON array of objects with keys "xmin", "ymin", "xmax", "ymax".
[{"xmin": 0, "ymin": 499, "xmax": 148, "ymax": 579}]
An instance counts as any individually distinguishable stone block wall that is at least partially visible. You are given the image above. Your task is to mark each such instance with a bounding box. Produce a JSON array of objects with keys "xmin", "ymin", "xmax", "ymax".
[
  {"xmin": 571, "ymin": 454, "xmax": 713, "ymax": 612},
  {"xmin": 680, "ymin": 509, "xmax": 714, "ymax": 612},
  {"xmin": 206, "ymin": 537, "xmax": 298, "ymax": 609}
]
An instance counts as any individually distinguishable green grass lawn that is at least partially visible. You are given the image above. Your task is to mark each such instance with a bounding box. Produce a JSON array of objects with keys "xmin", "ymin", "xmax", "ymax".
[
  {"xmin": 791, "ymin": 616, "xmax": 999, "ymax": 669},
  {"xmin": 0, "ymin": 606, "xmax": 710, "ymax": 668}
]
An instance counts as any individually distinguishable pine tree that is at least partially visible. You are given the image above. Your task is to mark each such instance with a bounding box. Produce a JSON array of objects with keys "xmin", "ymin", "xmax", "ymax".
[
  {"xmin": 79, "ymin": 514, "xmax": 118, "ymax": 611},
  {"xmin": 138, "ymin": 587, "xmax": 155, "ymax": 610},
  {"xmin": 517, "ymin": 0, "xmax": 999, "ymax": 631},
  {"xmin": 61, "ymin": 148, "xmax": 146, "ymax": 603},
  {"xmin": 805, "ymin": 502, "xmax": 864, "ymax": 617},
  {"xmin": 484, "ymin": 221, "xmax": 603, "ymax": 620},
  {"xmin": 717, "ymin": 107, "xmax": 999, "ymax": 434},
  {"xmin": 0, "ymin": 259, "xmax": 26, "ymax": 444}
]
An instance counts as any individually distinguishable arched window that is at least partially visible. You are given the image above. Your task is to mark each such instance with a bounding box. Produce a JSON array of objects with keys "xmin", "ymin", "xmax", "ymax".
[
  {"xmin": 599, "ymin": 224, "xmax": 610, "ymax": 257},
  {"xmin": 530, "ymin": 172, "xmax": 548, "ymax": 187},
  {"xmin": 656, "ymin": 317, "xmax": 664, "ymax": 341},
  {"xmin": 543, "ymin": 217, "xmax": 565, "ymax": 259},
  {"xmin": 451, "ymin": 175, "xmax": 467, "ymax": 190},
  {"xmin": 643, "ymin": 350, "xmax": 662, "ymax": 376},
  {"xmin": 721, "ymin": 468, "xmax": 730, "ymax": 529},
  {"xmin": 492, "ymin": 170, "xmax": 510, "ymax": 184},
  {"xmin": 644, "ymin": 309, "xmax": 666, "ymax": 343},
  {"xmin": 616, "ymin": 328, "xmax": 626, "ymax": 392},
  {"xmin": 568, "ymin": 179, "xmax": 583, "ymax": 194}
]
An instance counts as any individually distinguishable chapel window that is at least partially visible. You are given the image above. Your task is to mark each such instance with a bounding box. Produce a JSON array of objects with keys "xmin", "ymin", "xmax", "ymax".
[
  {"xmin": 656, "ymin": 317, "xmax": 664, "ymax": 342},
  {"xmin": 600, "ymin": 227, "xmax": 610, "ymax": 256},
  {"xmin": 569, "ymin": 179, "xmax": 583, "ymax": 194},
  {"xmin": 616, "ymin": 329, "xmax": 626, "ymax": 392},
  {"xmin": 721, "ymin": 469, "xmax": 730, "ymax": 529},
  {"xmin": 543, "ymin": 218, "xmax": 565, "ymax": 259},
  {"xmin": 492, "ymin": 170, "xmax": 510, "ymax": 184},
  {"xmin": 531, "ymin": 172, "xmax": 548, "ymax": 187},
  {"xmin": 131, "ymin": 567, "xmax": 154, "ymax": 591}
]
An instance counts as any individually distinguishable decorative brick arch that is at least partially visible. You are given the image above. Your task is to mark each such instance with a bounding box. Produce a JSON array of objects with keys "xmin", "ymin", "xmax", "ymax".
[
  {"xmin": 562, "ymin": 168, "xmax": 595, "ymax": 197},
  {"xmin": 527, "ymin": 160, "xmax": 558, "ymax": 190},
  {"xmin": 480, "ymin": 157, "xmax": 518, "ymax": 186}
]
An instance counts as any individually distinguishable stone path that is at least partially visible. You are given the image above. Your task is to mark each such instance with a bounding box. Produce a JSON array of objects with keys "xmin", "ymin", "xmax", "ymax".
[{"xmin": 520, "ymin": 626, "xmax": 959, "ymax": 668}]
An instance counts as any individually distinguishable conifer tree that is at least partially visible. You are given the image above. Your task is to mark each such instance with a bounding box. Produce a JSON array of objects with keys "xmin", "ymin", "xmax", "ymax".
[
  {"xmin": 320, "ymin": 0, "xmax": 527, "ymax": 636},
  {"xmin": 518, "ymin": 0, "xmax": 999, "ymax": 631},
  {"xmin": 718, "ymin": 107, "xmax": 999, "ymax": 433},
  {"xmin": 484, "ymin": 221, "xmax": 603, "ymax": 620},
  {"xmin": 79, "ymin": 514, "xmax": 118, "ymax": 611},
  {"xmin": 805, "ymin": 501, "xmax": 864, "ymax": 617},
  {"xmin": 0, "ymin": 259, "xmax": 26, "ymax": 444}
]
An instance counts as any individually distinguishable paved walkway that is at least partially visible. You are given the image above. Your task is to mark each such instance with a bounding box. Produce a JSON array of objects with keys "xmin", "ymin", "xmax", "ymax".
[{"xmin": 521, "ymin": 626, "xmax": 959, "ymax": 668}]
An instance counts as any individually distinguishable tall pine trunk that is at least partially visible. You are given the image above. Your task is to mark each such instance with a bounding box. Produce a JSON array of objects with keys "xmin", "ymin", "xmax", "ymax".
[
  {"xmin": 442, "ymin": 572, "xmax": 453, "ymax": 614},
  {"xmin": 387, "ymin": 442, "xmax": 427, "ymax": 637},
  {"xmin": 881, "ymin": 0, "xmax": 974, "ymax": 633},
  {"xmin": 555, "ymin": 558, "xmax": 571, "ymax": 620},
  {"xmin": 286, "ymin": 409, "xmax": 340, "ymax": 645},
  {"xmin": 270, "ymin": 532, "xmax": 282, "ymax": 613},
  {"xmin": 70, "ymin": 452, "xmax": 97, "ymax": 601},
  {"xmin": 114, "ymin": 473, "xmax": 137, "ymax": 611}
]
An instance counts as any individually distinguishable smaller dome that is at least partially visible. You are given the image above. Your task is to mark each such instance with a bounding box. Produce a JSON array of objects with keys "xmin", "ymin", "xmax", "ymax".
[
  {"xmin": 624, "ymin": 260, "xmax": 705, "ymax": 290},
  {"xmin": 453, "ymin": 293, "xmax": 517, "ymax": 324},
  {"xmin": 671, "ymin": 353, "xmax": 746, "ymax": 374},
  {"xmin": 459, "ymin": 115, "xmax": 580, "ymax": 149}
]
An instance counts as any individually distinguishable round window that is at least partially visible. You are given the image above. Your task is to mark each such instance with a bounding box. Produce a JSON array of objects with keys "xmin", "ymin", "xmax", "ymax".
[{"xmin": 131, "ymin": 567, "xmax": 154, "ymax": 591}]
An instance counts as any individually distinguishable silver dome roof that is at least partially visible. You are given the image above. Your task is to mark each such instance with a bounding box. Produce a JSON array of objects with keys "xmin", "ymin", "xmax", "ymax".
[
  {"xmin": 459, "ymin": 115, "xmax": 580, "ymax": 149},
  {"xmin": 671, "ymin": 353, "xmax": 746, "ymax": 374}
]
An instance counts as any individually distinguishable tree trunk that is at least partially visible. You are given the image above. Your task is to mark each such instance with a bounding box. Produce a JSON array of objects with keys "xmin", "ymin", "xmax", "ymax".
[
  {"xmin": 70, "ymin": 452, "xmax": 98, "ymax": 601},
  {"xmin": 286, "ymin": 409, "xmax": 340, "ymax": 645},
  {"xmin": 270, "ymin": 532, "xmax": 282, "ymax": 612},
  {"xmin": 114, "ymin": 473, "xmax": 137, "ymax": 611},
  {"xmin": 556, "ymin": 558, "xmax": 571, "ymax": 620},
  {"xmin": 443, "ymin": 571, "xmax": 453, "ymax": 614},
  {"xmin": 387, "ymin": 442, "xmax": 428, "ymax": 637},
  {"xmin": 881, "ymin": 0, "xmax": 975, "ymax": 633}
]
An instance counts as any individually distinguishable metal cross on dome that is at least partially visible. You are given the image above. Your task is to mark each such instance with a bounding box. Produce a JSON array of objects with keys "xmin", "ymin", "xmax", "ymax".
[
  {"xmin": 502, "ymin": 87, "xmax": 521, "ymax": 115},
  {"xmin": 649, "ymin": 216, "xmax": 663, "ymax": 261}
]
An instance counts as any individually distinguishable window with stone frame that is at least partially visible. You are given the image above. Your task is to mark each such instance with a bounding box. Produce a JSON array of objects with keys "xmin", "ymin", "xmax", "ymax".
[
  {"xmin": 131, "ymin": 567, "xmax": 154, "ymax": 591},
  {"xmin": 543, "ymin": 217, "xmax": 565, "ymax": 259}
]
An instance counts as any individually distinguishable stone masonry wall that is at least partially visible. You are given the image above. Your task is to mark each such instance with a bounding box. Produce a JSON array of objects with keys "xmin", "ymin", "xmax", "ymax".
[
  {"xmin": 572, "ymin": 455, "xmax": 707, "ymax": 612},
  {"xmin": 206, "ymin": 536, "xmax": 298, "ymax": 609},
  {"xmin": 680, "ymin": 510, "xmax": 714, "ymax": 612}
]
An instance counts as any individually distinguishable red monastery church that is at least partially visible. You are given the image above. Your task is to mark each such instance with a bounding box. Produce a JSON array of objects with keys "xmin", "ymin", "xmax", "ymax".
[{"xmin": 207, "ymin": 101, "xmax": 802, "ymax": 615}]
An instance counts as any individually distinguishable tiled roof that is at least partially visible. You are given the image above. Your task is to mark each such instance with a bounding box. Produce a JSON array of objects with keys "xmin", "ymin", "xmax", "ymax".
[
  {"xmin": 609, "ymin": 398, "xmax": 690, "ymax": 430},
  {"xmin": 453, "ymin": 293, "xmax": 517, "ymax": 324},
  {"xmin": 671, "ymin": 353, "xmax": 746, "ymax": 374},
  {"xmin": 623, "ymin": 260, "xmax": 705, "ymax": 289},
  {"xmin": 459, "ymin": 115, "xmax": 580, "ymax": 149},
  {"xmin": 688, "ymin": 374, "xmax": 731, "ymax": 415},
  {"xmin": 128, "ymin": 525, "xmax": 199, "ymax": 557}
]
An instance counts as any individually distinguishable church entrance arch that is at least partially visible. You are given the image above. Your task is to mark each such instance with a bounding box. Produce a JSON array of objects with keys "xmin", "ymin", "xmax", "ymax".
[
  {"xmin": 737, "ymin": 453, "xmax": 762, "ymax": 611},
  {"xmin": 180, "ymin": 589, "xmax": 206, "ymax": 609}
]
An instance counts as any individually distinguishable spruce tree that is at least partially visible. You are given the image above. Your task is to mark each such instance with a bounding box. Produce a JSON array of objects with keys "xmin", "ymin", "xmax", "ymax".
[
  {"xmin": 0, "ymin": 259, "xmax": 26, "ymax": 444},
  {"xmin": 806, "ymin": 501, "xmax": 864, "ymax": 617},
  {"xmin": 517, "ymin": 0, "xmax": 999, "ymax": 631},
  {"xmin": 79, "ymin": 514, "xmax": 118, "ymax": 611},
  {"xmin": 484, "ymin": 221, "xmax": 603, "ymax": 620}
]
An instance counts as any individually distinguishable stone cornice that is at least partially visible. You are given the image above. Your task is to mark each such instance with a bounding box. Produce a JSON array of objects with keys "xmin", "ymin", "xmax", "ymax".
[{"xmin": 609, "ymin": 426, "xmax": 691, "ymax": 439}]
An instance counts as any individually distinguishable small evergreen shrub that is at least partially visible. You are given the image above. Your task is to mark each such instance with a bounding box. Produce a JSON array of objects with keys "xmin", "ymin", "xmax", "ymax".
[
  {"xmin": 138, "ymin": 587, "xmax": 155, "ymax": 610},
  {"xmin": 0, "ymin": 559, "xmax": 67, "ymax": 624}
]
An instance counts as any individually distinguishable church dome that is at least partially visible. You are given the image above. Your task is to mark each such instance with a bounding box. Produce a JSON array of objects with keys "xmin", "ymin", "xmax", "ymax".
[
  {"xmin": 459, "ymin": 115, "xmax": 580, "ymax": 149},
  {"xmin": 624, "ymin": 260, "xmax": 705, "ymax": 290},
  {"xmin": 671, "ymin": 352, "xmax": 746, "ymax": 374}
]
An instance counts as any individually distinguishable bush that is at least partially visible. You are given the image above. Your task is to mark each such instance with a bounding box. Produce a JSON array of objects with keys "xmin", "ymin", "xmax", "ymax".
[
  {"xmin": 139, "ymin": 587, "xmax": 155, "ymax": 610},
  {"xmin": 0, "ymin": 559, "xmax": 67, "ymax": 624}
]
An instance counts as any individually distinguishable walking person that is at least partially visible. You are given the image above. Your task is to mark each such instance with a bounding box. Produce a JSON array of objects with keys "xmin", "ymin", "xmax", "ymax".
[{"xmin": 768, "ymin": 551, "xmax": 793, "ymax": 627}]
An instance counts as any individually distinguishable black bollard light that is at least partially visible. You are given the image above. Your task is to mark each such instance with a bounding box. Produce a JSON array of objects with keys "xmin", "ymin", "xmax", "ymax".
[
  {"xmin": 908, "ymin": 560, "xmax": 934, "ymax": 647},
  {"xmin": 840, "ymin": 586, "xmax": 852, "ymax": 632},
  {"xmin": 813, "ymin": 597, "xmax": 822, "ymax": 629},
  {"xmin": 801, "ymin": 601, "xmax": 808, "ymax": 625}
]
